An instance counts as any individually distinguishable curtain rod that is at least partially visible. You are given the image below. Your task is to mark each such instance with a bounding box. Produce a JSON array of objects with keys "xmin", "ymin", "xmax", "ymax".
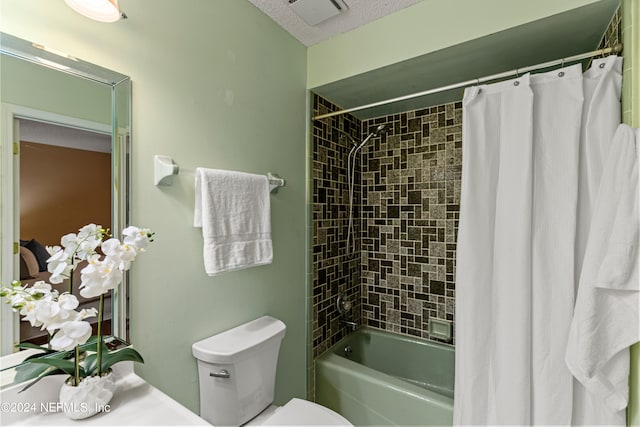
[{"xmin": 313, "ymin": 43, "xmax": 623, "ymax": 121}]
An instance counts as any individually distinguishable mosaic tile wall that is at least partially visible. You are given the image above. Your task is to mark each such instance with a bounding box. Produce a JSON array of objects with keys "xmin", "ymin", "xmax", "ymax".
[
  {"xmin": 360, "ymin": 103, "xmax": 462, "ymax": 343},
  {"xmin": 311, "ymin": 94, "xmax": 363, "ymax": 360},
  {"xmin": 311, "ymin": 94, "xmax": 462, "ymax": 357}
]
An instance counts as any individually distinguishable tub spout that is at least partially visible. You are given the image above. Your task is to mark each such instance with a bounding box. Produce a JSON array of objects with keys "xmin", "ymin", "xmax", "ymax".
[{"xmin": 341, "ymin": 320, "xmax": 358, "ymax": 332}]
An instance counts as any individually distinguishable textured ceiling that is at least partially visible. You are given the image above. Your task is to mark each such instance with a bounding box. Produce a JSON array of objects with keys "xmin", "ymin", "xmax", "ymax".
[{"xmin": 246, "ymin": 0, "xmax": 422, "ymax": 46}]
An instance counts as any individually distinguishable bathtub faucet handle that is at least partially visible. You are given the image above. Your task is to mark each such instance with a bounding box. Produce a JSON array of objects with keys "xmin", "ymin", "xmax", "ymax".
[{"xmin": 337, "ymin": 294, "xmax": 353, "ymax": 315}]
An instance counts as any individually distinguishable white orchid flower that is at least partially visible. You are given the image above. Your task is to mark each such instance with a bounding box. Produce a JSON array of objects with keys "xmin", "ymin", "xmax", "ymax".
[
  {"xmin": 31, "ymin": 281, "xmax": 53, "ymax": 294},
  {"xmin": 58, "ymin": 293, "xmax": 80, "ymax": 311},
  {"xmin": 101, "ymin": 238, "xmax": 122, "ymax": 257},
  {"xmin": 46, "ymin": 246, "xmax": 67, "ymax": 264},
  {"xmin": 50, "ymin": 319, "xmax": 93, "ymax": 351},
  {"xmin": 17, "ymin": 282, "xmax": 57, "ymax": 327},
  {"xmin": 77, "ymin": 224, "xmax": 101, "ymax": 239},
  {"xmin": 78, "ymin": 307, "xmax": 98, "ymax": 319},
  {"xmin": 34, "ymin": 301, "xmax": 62, "ymax": 332},
  {"xmin": 79, "ymin": 258, "xmax": 123, "ymax": 298},
  {"xmin": 11, "ymin": 284, "xmax": 93, "ymax": 339},
  {"xmin": 19, "ymin": 292, "xmax": 55, "ymax": 329},
  {"xmin": 19, "ymin": 300, "xmax": 41, "ymax": 327},
  {"xmin": 7, "ymin": 287, "xmax": 26, "ymax": 305},
  {"xmin": 46, "ymin": 247, "xmax": 72, "ymax": 283},
  {"xmin": 102, "ymin": 238, "xmax": 137, "ymax": 270},
  {"xmin": 46, "ymin": 245, "xmax": 62, "ymax": 256},
  {"xmin": 122, "ymin": 226, "xmax": 153, "ymax": 250},
  {"xmin": 76, "ymin": 239, "xmax": 99, "ymax": 260},
  {"xmin": 60, "ymin": 233, "xmax": 79, "ymax": 252},
  {"xmin": 48, "ymin": 260, "xmax": 72, "ymax": 284}
]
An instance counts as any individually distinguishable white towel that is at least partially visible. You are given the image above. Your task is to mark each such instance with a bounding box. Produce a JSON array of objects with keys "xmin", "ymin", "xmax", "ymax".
[
  {"xmin": 194, "ymin": 167, "xmax": 273, "ymax": 275},
  {"xmin": 566, "ymin": 124, "xmax": 639, "ymax": 412}
]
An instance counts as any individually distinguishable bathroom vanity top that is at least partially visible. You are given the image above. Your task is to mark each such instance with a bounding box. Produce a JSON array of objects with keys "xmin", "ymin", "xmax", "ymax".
[{"xmin": 0, "ymin": 361, "xmax": 209, "ymax": 426}]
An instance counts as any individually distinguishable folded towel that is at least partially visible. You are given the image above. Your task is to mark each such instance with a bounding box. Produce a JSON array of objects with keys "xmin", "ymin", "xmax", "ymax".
[
  {"xmin": 566, "ymin": 124, "xmax": 639, "ymax": 412},
  {"xmin": 194, "ymin": 168, "xmax": 273, "ymax": 275}
]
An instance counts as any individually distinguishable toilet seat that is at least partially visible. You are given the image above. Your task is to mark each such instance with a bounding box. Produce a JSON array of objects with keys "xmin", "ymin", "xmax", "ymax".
[{"xmin": 262, "ymin": 398, "xmax": 352, "ymax": 426}]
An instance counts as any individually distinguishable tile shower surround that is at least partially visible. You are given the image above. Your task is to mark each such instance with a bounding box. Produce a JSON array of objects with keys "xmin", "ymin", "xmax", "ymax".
[
  {"xmin": 360, "ymin": 104, "xmax": 462, "ymax": 342},
  {"xmin": 311, "ymin": 5, "xmax": 620, "ymax": 360},
  {"xmin": 312, "ymin": 94, "xmax": 461, "ymax": 363},
  {"xmin": 312, "ymin": 95, "xmax": 363, "ymax": 359}
]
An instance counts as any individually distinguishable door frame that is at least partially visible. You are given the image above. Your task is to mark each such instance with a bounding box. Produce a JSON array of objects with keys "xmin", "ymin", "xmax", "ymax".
[{"xmin": 1, "ymin": 103, "xmax": 110, "ymax": 355}]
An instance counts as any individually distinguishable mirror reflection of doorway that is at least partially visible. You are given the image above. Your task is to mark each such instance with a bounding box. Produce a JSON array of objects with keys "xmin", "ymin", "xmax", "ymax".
[{"xmin": 17, "ymin": 119, "xmax": 112, "ymax": 345}]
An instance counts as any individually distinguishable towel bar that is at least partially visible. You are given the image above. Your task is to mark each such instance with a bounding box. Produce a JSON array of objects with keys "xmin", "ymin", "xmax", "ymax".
[{"xmin": 154, "ymin": 155, "xmax": 285, "ymax": 192}]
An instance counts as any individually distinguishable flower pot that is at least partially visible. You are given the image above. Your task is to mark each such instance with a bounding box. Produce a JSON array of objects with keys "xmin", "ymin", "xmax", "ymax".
[{"xmin": 59, "ymin": 370, "xmax": 116, "ymax": 420}]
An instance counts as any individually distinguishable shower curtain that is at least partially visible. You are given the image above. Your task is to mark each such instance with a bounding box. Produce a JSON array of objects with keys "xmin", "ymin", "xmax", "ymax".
[{"xmin": 454, "ymin": 56, "xmax": 623, "ymax": 425}]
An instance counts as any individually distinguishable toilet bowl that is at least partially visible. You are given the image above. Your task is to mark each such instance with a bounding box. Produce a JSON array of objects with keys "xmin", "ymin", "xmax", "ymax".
[
  {"xmin": 258, "ymin": 398, "xmax": 351, "ymax": 425},
  {"xmin": 192, "ymin": 316, "xmax": 352, "ymax": 426}
]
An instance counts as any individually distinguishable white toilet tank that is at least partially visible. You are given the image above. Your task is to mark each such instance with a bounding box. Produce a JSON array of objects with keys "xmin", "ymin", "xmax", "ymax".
[{"xmin": 192, "ymin": 316, "xmax": 286, "ymax": 426}]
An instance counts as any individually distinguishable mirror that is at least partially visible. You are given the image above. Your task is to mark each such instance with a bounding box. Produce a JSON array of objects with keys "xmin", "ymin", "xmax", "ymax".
[{"xmin": 0, "ymin": 32, "xmax": 131, "ymax": 369}]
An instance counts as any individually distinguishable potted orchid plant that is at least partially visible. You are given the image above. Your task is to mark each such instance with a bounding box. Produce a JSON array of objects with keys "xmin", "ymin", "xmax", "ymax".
[{"xmin": 1, "ymin": 224, "xmax": 153, "ymax": 419}]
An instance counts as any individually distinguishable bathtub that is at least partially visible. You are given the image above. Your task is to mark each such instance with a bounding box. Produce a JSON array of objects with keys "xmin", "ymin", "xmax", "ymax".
[{"xmin": 315, "ymin": 327, "xmax": 454, "ymax": 426}]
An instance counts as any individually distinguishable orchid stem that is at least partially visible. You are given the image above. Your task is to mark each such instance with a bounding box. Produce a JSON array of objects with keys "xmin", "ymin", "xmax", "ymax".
[
  {"xmin": 97, "ymin": 294, "xmax": 104, "ymax": 377},
  {"xmin": 68, "ymin": 263, "xmax": 73, "ymax": 295},
  {"xmin": 74, "ymin": 345, "xmax": 80, "ymax": 386},
  {"xmin": 71, "ymin": 246, "xmax": 77, "ymax": 384}
]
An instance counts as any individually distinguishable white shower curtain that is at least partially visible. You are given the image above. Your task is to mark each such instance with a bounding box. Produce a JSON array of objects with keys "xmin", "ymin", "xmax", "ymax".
[
  {"xmin": 454, "ymin": 56, "xmax": 623, "ymax": 425},
  {"xmin": 571, "ymin": 55, "xmax": 626, "ymax": 426}
]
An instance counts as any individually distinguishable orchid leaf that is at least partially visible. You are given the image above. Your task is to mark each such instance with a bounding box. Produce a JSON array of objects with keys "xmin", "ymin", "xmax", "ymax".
[
  {"xmin": 99, "ymin": 347, "xmax": 144, "ymax": 373},
  {"xmin": 13, "ymin": 361, "xmax": 52, "ymax": 384},
  {"xmin": 27, "ymin": 357, "xmax": 84, "ymax": 378},
  {"xmin": 83, "ymin": 342, "xmax": 110, "ymax": 376},
  {"xmin": 14, "ymin": 343, "xmax": 71, "ymax": 362},
  {"xmin": 12, "ymin": 347, "xmax": 73, "ymax": 384},
  {"xmin": 15, "ymin": 342, "xmax": 54, "ymax": 353},
  {"xmin": 18, "ymin": 367, "xmax": 66, "ymax": 393}
]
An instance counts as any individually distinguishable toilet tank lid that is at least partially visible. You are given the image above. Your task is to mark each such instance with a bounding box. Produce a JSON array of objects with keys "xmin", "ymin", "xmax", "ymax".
[{"xmin": 192, "ymin": 316, "xmax": 286, "ymax": 364}]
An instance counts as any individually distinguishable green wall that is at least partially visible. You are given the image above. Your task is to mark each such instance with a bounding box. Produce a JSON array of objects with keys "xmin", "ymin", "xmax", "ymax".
[
  {"xmin": 0, "ymin": 0, "xmax": 307, "ymax": 414},
  {"xmin": 0, "ymin": 55, "xmax": 111, "ymax": 124},
  {"xmin": 307, "ymin": 0, "xmax": 605, "ymax": 89},
  {"xmin": 622, "ymin": 2, "xmax": 639, "ymax": 424}
]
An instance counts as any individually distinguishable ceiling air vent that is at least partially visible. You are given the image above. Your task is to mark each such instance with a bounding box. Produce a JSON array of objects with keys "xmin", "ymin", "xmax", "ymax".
[{"xmin": 287, "ymin": 0, "xmax": 348, "ymax": 26}]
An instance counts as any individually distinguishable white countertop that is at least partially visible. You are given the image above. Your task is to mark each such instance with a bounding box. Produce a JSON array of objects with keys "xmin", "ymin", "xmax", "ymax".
[{"xmin": 0, "ymin": 361, "xmax": 210, "ymax": 426}]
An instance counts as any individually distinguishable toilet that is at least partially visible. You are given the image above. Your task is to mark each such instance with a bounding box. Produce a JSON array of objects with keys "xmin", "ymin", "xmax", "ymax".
[{"xmin": 192, "ymin": 316, "xmax": 352, "ymax": 426}]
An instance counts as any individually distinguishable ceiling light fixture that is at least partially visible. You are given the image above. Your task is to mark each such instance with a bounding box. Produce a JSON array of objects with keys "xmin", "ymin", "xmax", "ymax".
[{"xmin": 64, "ymin": 0, "xmax": 126, "ymax": 23}]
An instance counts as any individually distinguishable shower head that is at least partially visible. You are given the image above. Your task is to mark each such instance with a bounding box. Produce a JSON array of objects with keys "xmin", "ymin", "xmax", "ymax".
[
  {"xmin": 373, "ymin": 124, "xmax": 386, "ymax": 136},
  {"xmin": 355, "ymin": 124, "xmax": 387, "ymax": 151}
]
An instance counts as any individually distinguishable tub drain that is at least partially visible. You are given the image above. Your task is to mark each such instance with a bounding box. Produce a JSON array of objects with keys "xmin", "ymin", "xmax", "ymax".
[{"xmin": 344, "ymin": 345, "xmax": 352, "ymax": 358}]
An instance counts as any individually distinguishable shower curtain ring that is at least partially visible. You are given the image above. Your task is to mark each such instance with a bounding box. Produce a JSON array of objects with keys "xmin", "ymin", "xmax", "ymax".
[
  {"xmin": 475, "ymin": 78, "xmax": 482, "ymax": 94},
  {"xmin": 558, "ymin": 58, "xmax": 566, "ymax": 77}
]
